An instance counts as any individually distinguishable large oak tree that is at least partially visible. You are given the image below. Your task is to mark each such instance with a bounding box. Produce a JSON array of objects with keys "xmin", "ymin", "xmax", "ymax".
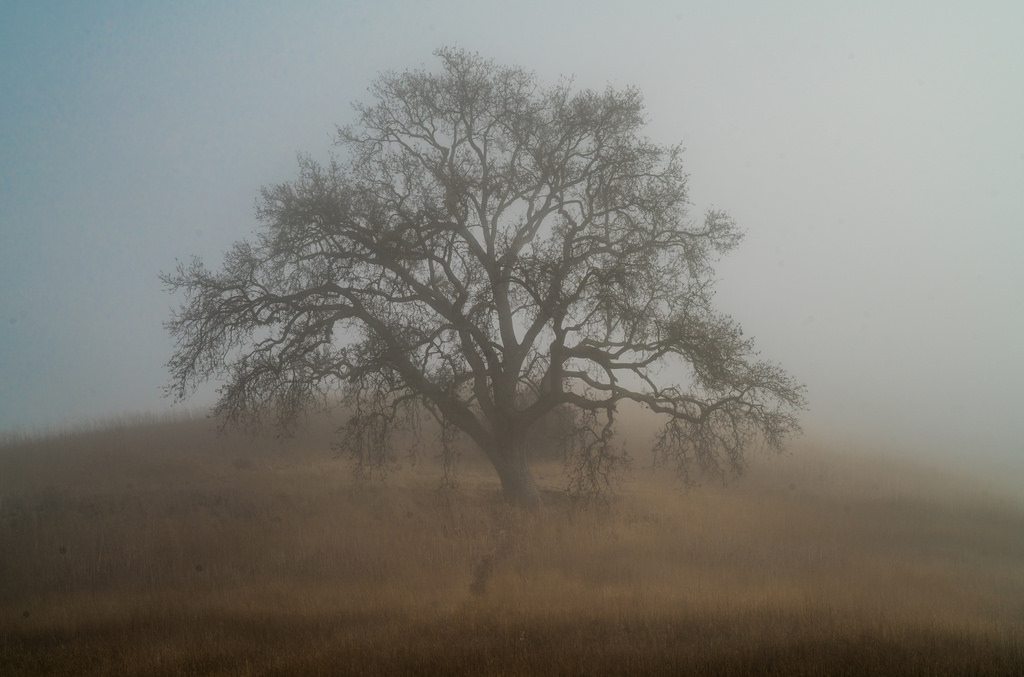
[{"xmin": 164, "ymin": 48, "xmax": 805, "ymax": 507}]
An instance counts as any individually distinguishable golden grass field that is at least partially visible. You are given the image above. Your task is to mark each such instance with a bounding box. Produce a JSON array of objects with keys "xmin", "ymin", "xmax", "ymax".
[{"xmin": 1, "ymin": 412, "xmax": 1022, "ymax": 675}]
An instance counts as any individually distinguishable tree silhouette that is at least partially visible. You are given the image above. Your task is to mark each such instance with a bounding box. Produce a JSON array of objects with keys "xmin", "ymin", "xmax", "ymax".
[{"xmin": 164, "ymin": 48, "xmax": 805, "ymax": 506}]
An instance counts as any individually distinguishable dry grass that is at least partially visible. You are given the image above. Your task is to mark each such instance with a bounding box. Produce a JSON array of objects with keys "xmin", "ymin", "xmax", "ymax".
[{"xmin": 1, "ymin": 414, "xmax": 1022, "ymax": 675}]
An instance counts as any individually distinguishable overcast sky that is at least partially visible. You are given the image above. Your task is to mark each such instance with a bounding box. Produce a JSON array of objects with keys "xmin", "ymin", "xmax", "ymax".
[{"xmin": 2, "ymin": 1, "xmax": 1022, "ymax": 461}]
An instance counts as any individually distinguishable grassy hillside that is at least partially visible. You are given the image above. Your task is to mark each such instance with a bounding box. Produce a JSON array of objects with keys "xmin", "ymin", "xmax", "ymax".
[{"xmin": 1, "ymin": 414, "xmax": 1022, "ymax": 675}]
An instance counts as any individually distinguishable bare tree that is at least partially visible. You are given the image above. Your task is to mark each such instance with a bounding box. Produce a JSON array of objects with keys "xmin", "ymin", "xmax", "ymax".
[{"xmin": 163, "ymin": 48, "xmax": 805, "ymax": 507}]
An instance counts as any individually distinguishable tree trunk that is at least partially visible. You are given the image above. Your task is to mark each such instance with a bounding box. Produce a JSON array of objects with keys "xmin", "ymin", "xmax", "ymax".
[{"xmin": 490, "ymin": 442, "xmax": 542, "ymax": 508}]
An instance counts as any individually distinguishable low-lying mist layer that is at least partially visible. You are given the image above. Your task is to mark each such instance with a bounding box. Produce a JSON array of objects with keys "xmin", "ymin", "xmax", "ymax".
[{"xmin": 1, "ymin": 414, "xmax": 1022, "ymax": 675}]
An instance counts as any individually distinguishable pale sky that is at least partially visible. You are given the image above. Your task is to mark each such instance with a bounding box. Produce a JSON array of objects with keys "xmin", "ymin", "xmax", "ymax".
[{"xmin": 2, "ymin": 1, "xmax": 1022, "ymax": 462}]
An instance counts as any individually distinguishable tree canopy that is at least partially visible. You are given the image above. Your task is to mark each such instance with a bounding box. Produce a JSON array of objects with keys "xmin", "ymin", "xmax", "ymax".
[{"xmin": 164, "ymin": 48, "xmax": 805, "ymax": 506}]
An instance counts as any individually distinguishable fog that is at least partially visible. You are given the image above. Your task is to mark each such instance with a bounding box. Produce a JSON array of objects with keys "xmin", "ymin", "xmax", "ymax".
[{"xmin": 2, "ymin": 2, "xmax": 1022, "ymax": 463}]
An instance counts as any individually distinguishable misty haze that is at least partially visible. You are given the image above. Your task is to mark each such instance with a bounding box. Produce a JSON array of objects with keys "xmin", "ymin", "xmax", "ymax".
[{"xmin": 2, "ymin": 3, "xmax": 1023, "ymax": 674}]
